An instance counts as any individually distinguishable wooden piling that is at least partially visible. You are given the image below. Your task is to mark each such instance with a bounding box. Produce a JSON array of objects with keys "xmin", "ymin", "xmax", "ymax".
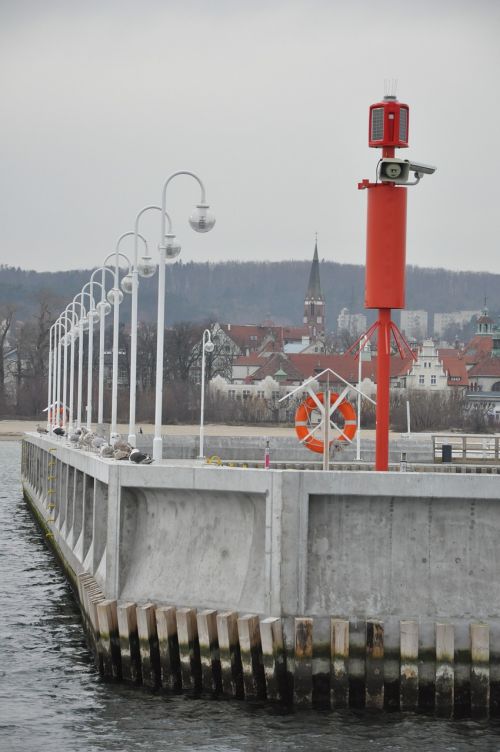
[
  {"xmin": 216, "ymin": 611, "xmax": 244, "ymax": 698},
  {"xmin": 176, "ymin": 607, "xmax": 202, "ymax": 691},
  {"xmin": 117, "ymin": 602, "xmax": 142, "ymax": 684},
  {"xmin": 197, "ymin": 609, "xmax": 222, "ymax": 694},
  {"xmin": 136, "ymin": 603, "xmax": 161, "ymax": 688},
  {"xmin": 294, "ymin": 617, "xmax": 313, "ymax": 707},
  {"xmin": 96, "ymin": 600, "xmax": 121, "ymax": 679},
  {"xmin": 365, "ymin": 620, "xmax": 384, "ymax": 709},
  {"xmin": 260, "ymin": 617, "xmax": 287, "ymax": 702},
  {"xmin": 330, "ymin": 618, "xmax": 349, "ymax": 708},
  {"xmin": 435, "ymin": 622, "xmax": 454, "ymax": 715},
  {"xmin": 400, "ymin": 620, "xmax": 419, "ymax": 711},
  {"xmin": 237, "ymin": 614, "xmax": 266, "ymax": 700},
  {"xmin": 470, "ymin": 623, "xmax": 489, "ymax": 714},
  {"xmin": 155, "ymin": 606, "xmax": 181, "ymax": 691}
]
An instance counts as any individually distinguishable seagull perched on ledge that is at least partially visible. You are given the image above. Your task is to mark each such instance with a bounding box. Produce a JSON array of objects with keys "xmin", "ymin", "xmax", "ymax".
[{"xmin": 130, "ymin": 449, "xmax": 153, "ymax": 465}]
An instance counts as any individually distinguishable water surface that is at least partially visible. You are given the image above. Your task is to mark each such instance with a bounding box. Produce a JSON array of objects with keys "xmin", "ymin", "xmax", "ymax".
[{"xmin": 1, "ymin": 440, "xmax": 499, "ymax": 751}]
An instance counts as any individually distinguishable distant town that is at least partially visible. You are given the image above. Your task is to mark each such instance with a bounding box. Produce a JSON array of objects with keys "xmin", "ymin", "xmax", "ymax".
[{"xmin": 1, "ymin": 246, "xmax": 499, "ymax": 430}]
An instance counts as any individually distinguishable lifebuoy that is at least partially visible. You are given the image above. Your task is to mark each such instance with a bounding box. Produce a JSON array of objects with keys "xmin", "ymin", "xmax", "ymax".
[
  {"xmin": 49, "ymin": 405, "xmax": 66, "ymax": 426},
  {"xmin": 295, "ymin": 392, "xmax": 357, "ymax": 454}
]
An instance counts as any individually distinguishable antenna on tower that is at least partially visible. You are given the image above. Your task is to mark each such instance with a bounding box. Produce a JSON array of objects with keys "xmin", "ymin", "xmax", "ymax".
[{"xmin": 384, "ymin": 78, "xmax": 398, "ymax": 100}]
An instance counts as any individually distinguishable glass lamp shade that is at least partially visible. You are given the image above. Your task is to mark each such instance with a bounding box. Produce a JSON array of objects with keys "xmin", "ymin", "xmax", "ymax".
[
  {"xmin": 204, "ymin": 340, "xmax": 215, "ymax": 353},
  {"xmin": 164, "ymin": 235, "xmax": 181, "ymax": 260},
  {"xmin": 80, "ymin": 317, "xmax": 90, "ymax": 332},
  {"xmin": 88, "ymin": 308, "xmax": 100, "ymax": 323},
  {"xmin": 138, "ymin": 256, "xmax": 157, "ymax": 278},
  {"xmin": 107, "ymin": 288, "xmax": 124, "ymax": 306},
  {"xmin": 120, "ymin": 273, "xmax": 134, "ymax": 295},
  {"xmin": 97, "ymin": 300, "xmax": 112, "ymax": 316},
  {"xmin": 189, "ymin": 204, "xmax": 216, "ymax": 233}
]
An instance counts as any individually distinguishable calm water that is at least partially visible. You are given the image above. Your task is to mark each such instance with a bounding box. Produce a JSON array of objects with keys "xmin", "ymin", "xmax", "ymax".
[{"xmin": 1, "ymin": 440, "xmax": 500, "ymax": 751}]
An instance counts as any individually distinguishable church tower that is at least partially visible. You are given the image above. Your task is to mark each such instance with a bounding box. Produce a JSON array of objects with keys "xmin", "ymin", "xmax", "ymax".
[{"xmin": 303, "ymin": 238, "xmax": 325, "ymax": 341}]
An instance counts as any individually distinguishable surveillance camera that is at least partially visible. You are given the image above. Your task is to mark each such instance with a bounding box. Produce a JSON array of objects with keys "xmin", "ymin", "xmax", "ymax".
[{"xmin": 407, "ymin": 161, "xmax": 437, "ymax": 176}]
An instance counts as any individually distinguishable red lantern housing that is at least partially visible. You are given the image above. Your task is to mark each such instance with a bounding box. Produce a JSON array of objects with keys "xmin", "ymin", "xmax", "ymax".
[{"xmin": 369, "ymin": 96, "xmax": 409, "ymax": 149}]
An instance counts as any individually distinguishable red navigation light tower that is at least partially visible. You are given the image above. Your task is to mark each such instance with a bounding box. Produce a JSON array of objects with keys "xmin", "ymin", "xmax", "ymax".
[{"xmin": 351, "ymin": 93, "xmax": 436, "ymax": 470}]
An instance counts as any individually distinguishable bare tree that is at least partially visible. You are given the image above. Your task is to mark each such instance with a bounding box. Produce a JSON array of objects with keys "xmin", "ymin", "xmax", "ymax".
[{"xmin": 0, "ymin": 303, "xmax": 16, "ymax": 410}]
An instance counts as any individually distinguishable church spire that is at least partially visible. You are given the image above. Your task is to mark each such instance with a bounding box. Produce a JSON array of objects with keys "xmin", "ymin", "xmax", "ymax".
[
  {"xmin": 306, "ymin": 236, "xmax": 324, "ymax": 302},
  {"xmin": 303, "ymin": 236, "xmax": 325, "ymax": 341}
]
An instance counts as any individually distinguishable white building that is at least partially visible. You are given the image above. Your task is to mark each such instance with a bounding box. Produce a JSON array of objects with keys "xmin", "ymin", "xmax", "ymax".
[
  {"xmin": 433, "ymin": 311, "xmax": 479, "ymax": 337},
  {"xmin": 400, "ymin": 310, "xmax": 428, "ymax": 341},
  {"xmin": 336, "ymin": 308, "xmax": 367, "ymax": 337},
  {"xmin": 401, "ymin": 339, "xmax": 448, "ymax": 390}
]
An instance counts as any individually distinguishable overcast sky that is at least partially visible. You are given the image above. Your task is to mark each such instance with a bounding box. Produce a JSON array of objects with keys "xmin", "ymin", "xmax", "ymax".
[{"xmin": 1, "ymin": 0, "xmax": 499, "ymax": 273}]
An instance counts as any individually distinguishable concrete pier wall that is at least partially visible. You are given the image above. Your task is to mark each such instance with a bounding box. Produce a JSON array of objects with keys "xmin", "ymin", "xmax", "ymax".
[{"xmin": 21, "ymin": 433, "xmax": 500, "ymax": 714}]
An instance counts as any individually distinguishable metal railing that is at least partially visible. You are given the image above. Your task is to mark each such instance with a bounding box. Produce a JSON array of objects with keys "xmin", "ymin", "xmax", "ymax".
[{"xmin": 432, "ymin": 434, "xmax": 500, "ymax": 462}]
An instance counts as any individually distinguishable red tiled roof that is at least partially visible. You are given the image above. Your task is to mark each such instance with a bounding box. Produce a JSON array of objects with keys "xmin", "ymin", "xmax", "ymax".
[
  {"xmin": 233, "ymin": 354, "xmax": 267, "ymax": 366},
  {"xmin": 245, "ymin": 353, "xmax": 305, "ymax": 384},
  {"xmin": 468, "ymin": 357, "xmax": 500, "ymax": 377},
  {"xmin": 439, "ymin": 354, "xmax": 469, "ymax": 386},
  {"xmin": 288, "ymin": 353, "xmax": 414, "ymax": 384},
  {"xmin": 221, "ymin": 323, "xmax": 309, "ymax": 352},
  {"xmin": 460, "ymin": 335, "xmax": 492, "ymax": 366}
]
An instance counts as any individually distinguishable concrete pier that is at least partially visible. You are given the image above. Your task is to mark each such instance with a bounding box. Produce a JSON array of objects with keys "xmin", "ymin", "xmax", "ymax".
[{"xmin": 21, "ymin": 433, "xmax": 500, "ymax": 714}]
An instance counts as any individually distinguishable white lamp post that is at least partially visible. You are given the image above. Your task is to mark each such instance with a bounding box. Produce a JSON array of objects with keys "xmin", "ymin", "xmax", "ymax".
[
  {"xmin": 198, "ymin": 328, "xmax": 214, "ymax": 459},
  {"xmin": 153, "ymin": 171, "xmax": 215, "ymax": 461},
  {"xmin": 356, "ymin": 335, "xmax": 370, "ymax": 461},
  {"xmin": 89, "ymin": 267, "xmax": 114, "ymax": 425},
  {"xmin": 65, "ymin": 300, "xmax": 84, "ymax": 432},
  {"xmin": 127, "ymin": 207, "xmax": 165, "ymax": 447},
  {"xmin": 47, "ymin": 322, "xmax": 57, "ymax": 432},
  {"xmin": 103, "ymin": 237, "xmax": 134, "ymax": 436}
]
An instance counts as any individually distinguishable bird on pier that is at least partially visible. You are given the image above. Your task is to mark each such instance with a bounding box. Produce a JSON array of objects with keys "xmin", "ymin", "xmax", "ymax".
[
  {"xmin": 92, "ymin": 436, "xmax": 106, "ymax": 452},
  {"xmin": 69, "ymin": 429, "xmax": 82, "ymax": 444},
  {"xmin": 113, "ymin": 448, "xmax": 131, "ymax": 461},
  {"xmin": 36, "ymin": 425, "xmax": 48, "ymax": 434},
  {"xmin": 130, "ymin": 449, "xmax": 153, "ymax": 465},
  {"xmin": 99, "ymin": 443, "xmax": 114, "ymax": 459},
  {"xmin": 53, "ymin": 427, "xmax": 65, "ymax": 437}
]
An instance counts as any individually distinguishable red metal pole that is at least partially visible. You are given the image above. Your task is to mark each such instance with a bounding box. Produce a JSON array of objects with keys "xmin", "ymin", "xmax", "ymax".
[{"xmin": 376, "ymin": 308, "xmax": 391, "ymax": 471}]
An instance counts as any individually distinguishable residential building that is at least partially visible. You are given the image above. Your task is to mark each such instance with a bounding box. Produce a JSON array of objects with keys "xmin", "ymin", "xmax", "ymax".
[
  {"xmin": 337, "ymin": 308, "xmax": 367, "ymax": 338},
  {"xmin": 400, "ymin": 310, "xmax": 428, "ymax": 341},
  {"xmin": 433, "ymin": 310, "xmax": 479, "ymax": 337}
]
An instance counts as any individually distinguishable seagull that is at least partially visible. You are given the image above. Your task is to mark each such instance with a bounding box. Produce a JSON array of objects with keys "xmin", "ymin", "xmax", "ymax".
[
  {"xmin": 92, "ymin": 436, "xmax": 106, "ymax": 451},
  {"xmin": 36, "ymin": 425, "xmax": 48, "ymax": 434},
  {"xmin": 69, "ymin": 429, "xmax": 82, "ymax": 444},
  {"xmin": 130, "ymin": 449, "xmax": 153, "ymax": 464},
  {"xmin": 99, "ymin": 443, "xmax": 114, "ymax": 458},
  {"xmin": 113, "ymin": 448, "xmax": 131, "ymax": 461}
]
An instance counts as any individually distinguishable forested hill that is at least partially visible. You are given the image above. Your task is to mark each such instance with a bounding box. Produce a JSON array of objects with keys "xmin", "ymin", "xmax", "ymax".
[{"xmin": 1, "ymin": 261, "xmax": 498, "ymax": 328}]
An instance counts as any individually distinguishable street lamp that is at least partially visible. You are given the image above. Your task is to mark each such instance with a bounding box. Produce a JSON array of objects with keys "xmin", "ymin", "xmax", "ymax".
[
  {"xmin": 103, "ymin": 234, "xmax": 137, "ymax": 437},
  {"xmin": 356, "ymin": 335, "xmax": 370, "ymax": 461},
  {"xmin": 65, "ymin": 299, "xmax": 85, "ymax": 432},
  {"xmin": 89, "ymin": 267, "xmax": 114, "ymax": 425},
  {"xmin": 198, "ymin": 328, "xmax": 214, "ymax": 459},
  {"xmin": 127, "ymin": 205, "xmax": 171, "ymax": 448},
  {"xmin": 153, "ymin": 171, "xmax": 215, "ymax": 461}
]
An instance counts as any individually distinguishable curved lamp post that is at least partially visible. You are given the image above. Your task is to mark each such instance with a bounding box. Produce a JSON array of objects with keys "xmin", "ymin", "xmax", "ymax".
[
  {"xmin": 127, "ymin": 206, "xmax": 170, "ymax": 447},
  {"xmin": 89, "ymin": 266, "xmax": 114, "ymax": 425},
  {"xmin": 47, "ymin": 322, "xmax": 58, "ymax": 432},
  {"xmin": 65, "ymin": 299, "xmax": 85, "ymax": 432},
  {"xmin": 153, "ymin": 171, "xmax": 216, "ymax": 461},
  {"xmin": 198, "ymin": 328, "xmax": 214, "ymax": 459},
  {"xmin": 103, "ymin": 235, "xmax": 136, "ymax": 436}
]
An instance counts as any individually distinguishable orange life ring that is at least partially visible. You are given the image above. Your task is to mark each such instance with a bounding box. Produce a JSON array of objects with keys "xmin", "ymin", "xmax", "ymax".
[
  {"xmin": 49, "ymin": 406, "xmax": 66, "ymax": 426},
  {"xmin": 295, "ymin": 392, "xmax": 357, "ymax": 454}
]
